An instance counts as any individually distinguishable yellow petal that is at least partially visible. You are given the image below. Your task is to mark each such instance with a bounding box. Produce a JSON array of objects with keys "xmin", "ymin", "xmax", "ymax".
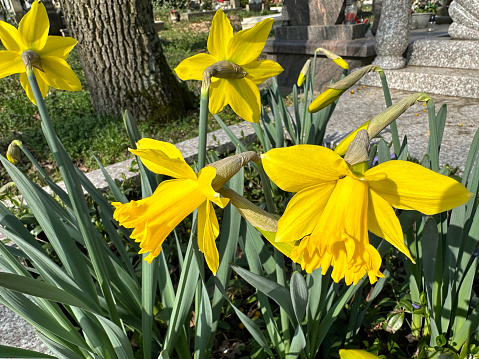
[
  {"xmin": 130, "ymin": 140, "xmax": 196, "ymax": 180},
  {"xmin": 20, "ymin": 70, "xmax": 49, "ymax": 105},
  {"xmin": 226, "ymin": 18, "xmax": 272, "ymax": 65},
  {"xmin": 39, "ymin": 36, "xmax": 77, "ymax": 59},
  {"xmin": 339, "ymin": 349, "xmax": 381, "ymax": 359},
  {"xmin": 262, "ymin": 145, "xmax": 350, "ymax": 192},
  {"xmin": 333, "ymin": 58, "xmax": 349, "ymax": 70},
  {"xmin": 276, "ymin": 182, "xmax": 335, "ymax": 242},
  {"xmin": 308, "ymin": 88, "xmax": 345, "ymax": 113},
  {"xmin": 242, "ymin": 60, "xmax": 283, "ymax": 85},
  {"xmin": 208, "ymin": 9, "xmax": 233, "ymax": 60},
  {"xmin": 0, "ymin": 21, "xmax": 23, "ymax": 51},
  {"xmin": 226, "ymin": 77, "xmax": 260, "ymax": 123},
  {"xmin": 368, "ymin": 189, "xmax": 414, "ymax": 261},
  {"xmin": 18, "ymin": 1, "xmax": 49, "ymax": 51},
  {"xmin": 0, "ymin": 51, "xmax": 24, "ymax": 78},
  {"xmin": 334, "ymin": 119, "xmax": 371, "ymax": 156},
  {"xmin": 197, "ymin": 166, "xmax": 229, "ymax": 208},
  {"xmin": 174, "ymin": 53, "xmax": 217, "ymax": 81},
  {"xmin": 366, "ymin": 161, "xmax": 472, "ymax": 215},
  {"xmin": 39, "ymin": 56, "xmax": 81, "ymax": 91},
  {"xmin": 113, "ymin": 178, "xmax": 206, "ymax": 260},
  {"xmin": 198, "ymin": 201, "xmax": 220, "ymax": 275},
  {"xmin": 208, "ymin": 78, "xmax": 228, "ymax": 114}
]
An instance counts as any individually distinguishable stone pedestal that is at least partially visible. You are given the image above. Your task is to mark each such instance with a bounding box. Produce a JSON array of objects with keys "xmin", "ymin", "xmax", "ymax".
[
  {"xmin": 373, "ymin": 0, "xmax": 410, "ymax": 69},
  {"xmin": 264, "ymin": 0, "xmax": 375, "ymax": 91},
  {"xmin": 448, "ymin": 0, "xmax": 479, "ymax": 39}
]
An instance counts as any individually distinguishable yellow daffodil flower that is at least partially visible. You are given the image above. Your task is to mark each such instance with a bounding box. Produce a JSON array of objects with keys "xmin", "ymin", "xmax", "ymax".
[
  {"xmin": 112, "ymin": 139, "xmax": 229, "ymax": 275},
  {"xmin": 174, "ymin": 9, "xmax": 283, "ymax": 123},
  {"xmin": 339, "ymin": 349, "xmax": 381, "ymax": 359},
  {"xmin": 0, "ymin": 1, "xmax": 81, "ymax": 104},
  {"xmin": 262, "ymin": 145, "xmax": 472, "ymax": 285}
]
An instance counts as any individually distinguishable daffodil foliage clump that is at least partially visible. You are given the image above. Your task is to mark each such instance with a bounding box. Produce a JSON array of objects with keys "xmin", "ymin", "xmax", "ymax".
[{"xmin": 1, "ymin": 4, "xmax": 479, "ymax": 359}]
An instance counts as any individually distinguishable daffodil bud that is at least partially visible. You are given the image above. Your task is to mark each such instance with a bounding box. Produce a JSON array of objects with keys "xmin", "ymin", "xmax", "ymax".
[
  {"xmin": 21, "ymin": 50, "xmax": 44, "ymax": 72},
  {"xmin": 309, "ymin": 65, "xmax": 382, "ymax": 113},
  {"xmin": 207, "ymin": 151, "xmax": 260, "ymax": 191},
  {"xmin": 367, "ymin": 93, "xmax": 431, "ymax": 139},
  {"xmin": 202, "ymin": 61, "xmax": 247, "ymax": 90},
  {"xmin": 328, "ymin": 65, "xmax": 382, "ymax": 91},
  {"xmin": 344, "ymin": 129, "xmax": 370, "ymax": 166},
  {"xmin": 6, "ymin": 140, "xmax": 22, "ymax": 165},
  {"xmin": 297, "ymin": 59, "xmax": 311, "ymax": 87},
  {"xmin": 334, "ymin": 119, "xmax": 371, "ymax": 156},
  {"xmin": 218, "ymin": 187, "xmax": 279, "ymax": 232},
  {"xmin": 315, "ymin": 47, "xmax": 349, "ymax": 70}
]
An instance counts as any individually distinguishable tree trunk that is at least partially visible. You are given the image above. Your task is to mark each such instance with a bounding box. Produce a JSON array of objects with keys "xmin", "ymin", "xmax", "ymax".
[{"xmin": 59, "ymin": 0, "xmax": 190, "ymax": 122}]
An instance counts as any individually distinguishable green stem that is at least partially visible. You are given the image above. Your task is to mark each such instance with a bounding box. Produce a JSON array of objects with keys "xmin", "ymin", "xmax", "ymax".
[
  {"xmin": 24, "ymin": 67, "xmax": 121, "ymax": 327},
  {"xmin": 198, "ymin": 86, "xmax": 209, "ymax": 169},
  {"xmin": 379, "ymin": 72, "xmax": 400, "ymax": 157}
]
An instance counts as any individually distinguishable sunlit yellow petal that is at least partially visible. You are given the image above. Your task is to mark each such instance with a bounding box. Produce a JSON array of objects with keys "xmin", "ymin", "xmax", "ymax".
[
  {"xmin": 39, "ymin": 56, "xmax": 81, "ymax": 91},
  {"xmin": 18, "ymin": 1, "xmax": 49, "ymax": 51},
  {"xmin": 262, "ymin": 145, "xmax": 350, "ymax": 192},
  {"xmin": 226, "ymin": 77, "xmax": 260, "ymax": 123},
  {"xmin": 207, "ymin": 9, "xmax": 233, "ymax": 60},
  {"xmin": 333, "ymin": 58, "xmax": 349, "ymax": 70},
  {"xmin": 174, "ymin": 53, "xmax": 217, "ymax": 81},
  {"xmin": 209, "ymin": 79, "xmax": 228, "ymax": 114},
  {"xmin": 197, "ymin": 166, "xmax": 229, "ymax": 208},
  {"xmin": 276, "ymin": 182, "xmax": 335, "ymax": 242},
  {"xmin": 20, "ymin": 70, "xmax": 49, "ymax": 105},
  {"xmin": 113, "ymin": 178, "xmax": 206, "ymax": 261},
  {"xmin": 130, "ymin": 140, "xmax": 196, "ymax": 180},
  {"xmin": 308, "ymin": 88, "xmax": 345, "ymax": 113},
  {"xmin": 366, "ymin": 161, "xmax": 473, "ymax": 215},
  {"xmin": 334, "ymin": 119, "xmax": 371, "ymax": 156},
  {"xmin": 242, "ymin": 60, "xmax": 284, "ymax": 85},
  {"xmin": 137, "ymin": 138, "xmax": 184, "ymax": 159},
  {"xmin": 39, "ymin": 36, "xmax": 77, "ymax": 59},
  {"xmin": 367, "ymin": 189, "xmax": 414, "ymax": 261},
  {"xmin": 0, "ymin": 21, "xmax": 23, "ymax": 51},
  {"xmin": 226, "ymin": 18, "xmax": 272, "ymax": 65},
  {"xmin": 0, "ymin": 51, "xmax": 24, "ymax": 78},
  {"xmin": 339, "ymin": 349, "xmax": 381, "ymax": 359},
  {"xmin": 198, "ymin": 201, "xmax": 220, "ymax": 275}
]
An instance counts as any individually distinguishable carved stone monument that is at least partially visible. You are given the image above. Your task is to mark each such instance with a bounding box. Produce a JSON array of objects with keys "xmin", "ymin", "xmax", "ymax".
[
  {"xmin": 373, "ymin": 0, "xmax": 410, "ymax": 69},
  {"xmin": 448, "ymin": 0, "xmax": 479, "ymax": 39},
  {"xmin": 264, "ymin": 0, "xmax": 376, "ymax": 91}
]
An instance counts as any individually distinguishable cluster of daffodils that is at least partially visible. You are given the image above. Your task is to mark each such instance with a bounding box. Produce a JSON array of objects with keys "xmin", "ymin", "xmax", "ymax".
[
  {"xmin": 1, "ymin": 4, "xmax": 472, "ymax": 286},
  {"xmin": 113, "ymin": 10, "xmax": 472, "ymax": 283}
]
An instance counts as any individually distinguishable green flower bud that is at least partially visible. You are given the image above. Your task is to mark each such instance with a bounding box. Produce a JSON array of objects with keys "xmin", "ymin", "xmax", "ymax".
[{"xmin": 6, "ymin": 140, "xmax": 22, "ymax": 165}]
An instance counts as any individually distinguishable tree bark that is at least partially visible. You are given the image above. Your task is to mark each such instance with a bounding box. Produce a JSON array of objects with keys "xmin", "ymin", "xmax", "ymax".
[{"xmin": 59, "ymin": 0, "xmax": 190, "ymax": 122}]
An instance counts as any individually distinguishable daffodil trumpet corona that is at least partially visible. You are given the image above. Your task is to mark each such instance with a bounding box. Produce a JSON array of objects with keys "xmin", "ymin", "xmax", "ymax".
[
  {"xmin": 262, "ymin": 132, "xmax": 472, "ymax": 285},
  {"xmin": 175, "ymin": 9, "xmax": 283, "ymax": 123},
  {"xmin": 0, "ymin": 1, "xmax": 81, "ymax": 104}
]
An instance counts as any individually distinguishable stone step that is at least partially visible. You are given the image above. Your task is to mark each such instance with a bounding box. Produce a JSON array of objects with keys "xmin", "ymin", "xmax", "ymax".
[
  {"xmin": 358, "ymin": 66, "xmax": 479, "ymax": 99},
  {"xmin": 407, "ymin": 38, "xmax": 479, "ymax": 70}
]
